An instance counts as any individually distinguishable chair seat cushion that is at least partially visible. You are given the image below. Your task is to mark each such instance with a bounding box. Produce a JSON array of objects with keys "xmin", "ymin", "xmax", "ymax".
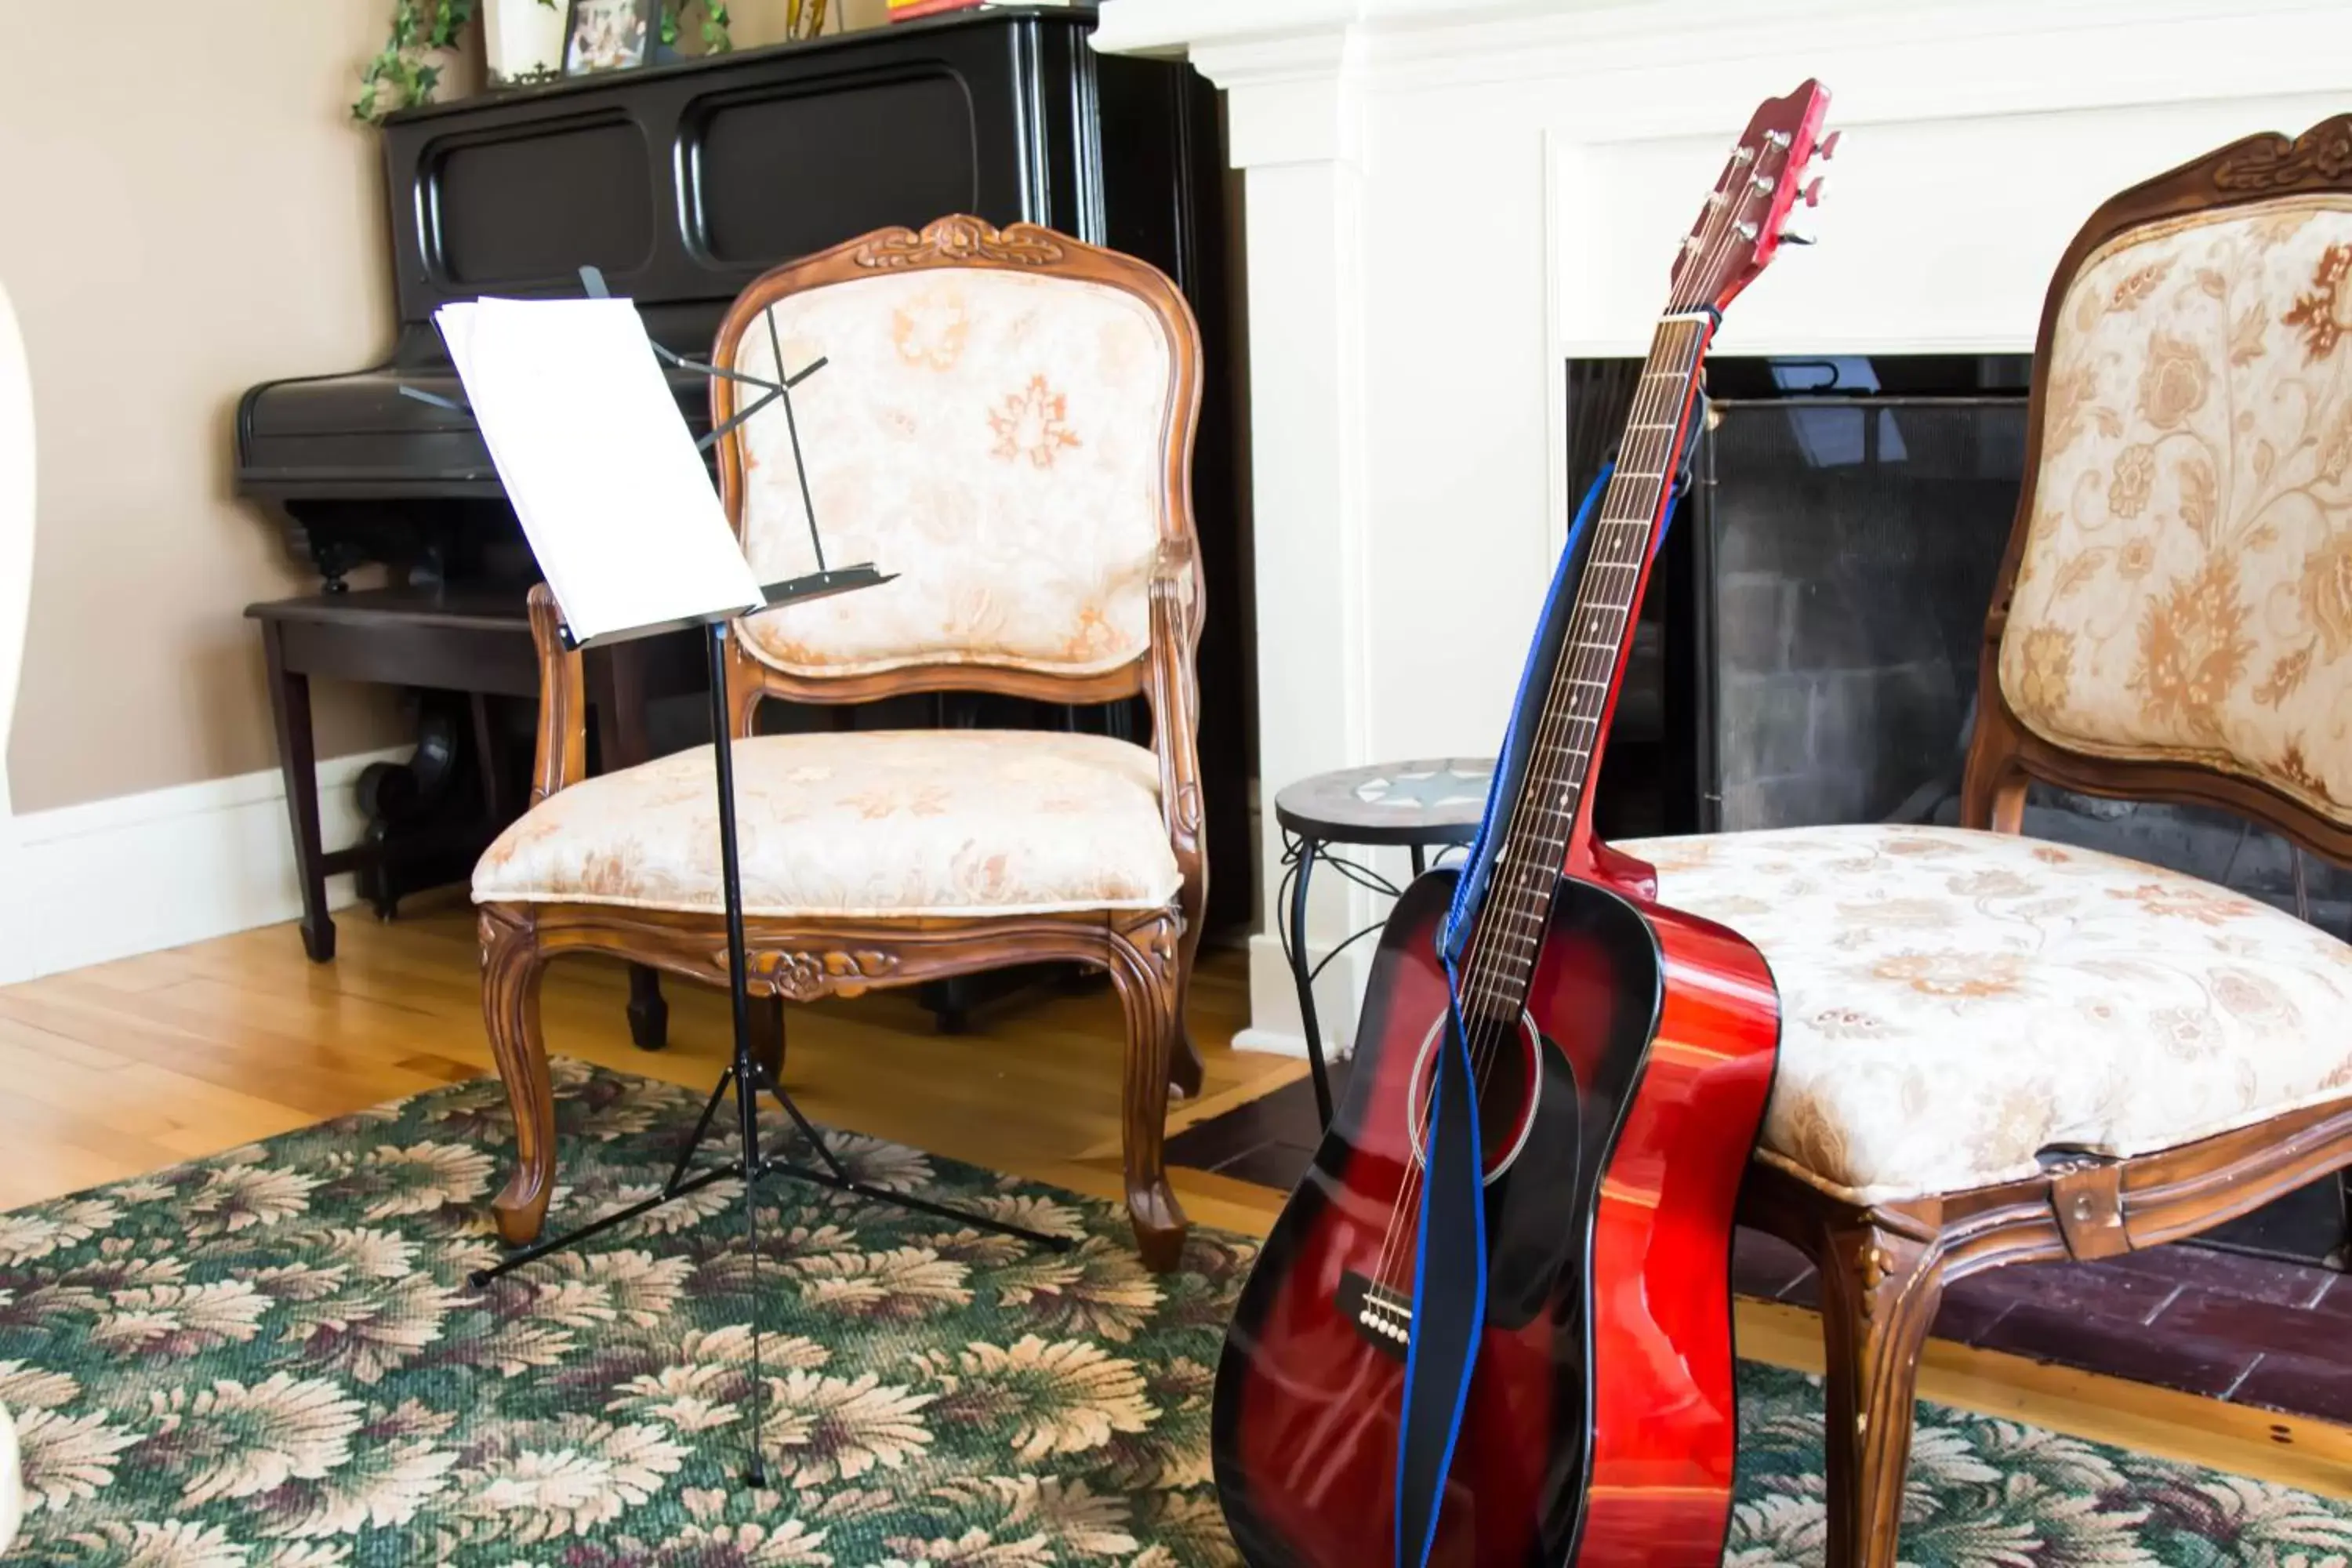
[
  {"xmin": 473, "ymin": 729, "xmax": 1181, "ymax": 920},
  {"xmin": 1617, "ymin": 825, "xmax": 2352, "ymax": 1204}
]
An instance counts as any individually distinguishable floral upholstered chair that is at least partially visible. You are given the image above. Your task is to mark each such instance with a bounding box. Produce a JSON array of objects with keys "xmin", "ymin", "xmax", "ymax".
[
  {"xmin": 1618, "ymin": 116, "xmax": 2352, "ymax": 1568},
  {"xmin": 472, "ymin": 217, "xmax": 1210, "ymax": 1271}
]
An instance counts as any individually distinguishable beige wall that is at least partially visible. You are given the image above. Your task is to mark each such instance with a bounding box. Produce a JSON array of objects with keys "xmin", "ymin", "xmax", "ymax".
[
  {"xmin": 0, "ymin": 0, "xmax": 905, "ymax": 814},
  {"xmin": 0, "ymin": 1, "xmax": 409, "ymax": 812},
  {"xmin": 731, "ymin": 0, "xmax": 893, "ymax": 46}
]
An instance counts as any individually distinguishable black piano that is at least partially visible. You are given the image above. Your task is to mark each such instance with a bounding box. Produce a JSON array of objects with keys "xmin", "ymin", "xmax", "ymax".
[{"xmin": 237, "ymin": 6, "xmax": 1251, "ymax": 1000}]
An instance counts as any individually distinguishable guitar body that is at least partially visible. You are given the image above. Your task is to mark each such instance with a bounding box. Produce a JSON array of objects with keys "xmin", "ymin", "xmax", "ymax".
[
  {"xmin": 1210, "ymin": 79, "xmax": 1828, "ymax": 1564},
  {"xmin": 1212, "ymin": 856, "xmax": 1779, "ymax": 1566}
]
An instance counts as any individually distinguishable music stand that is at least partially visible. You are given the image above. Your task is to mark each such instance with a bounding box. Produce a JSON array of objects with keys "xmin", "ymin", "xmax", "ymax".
[{"xmin": 443, "ymin": 297, "xmax": 1071, "ymax": 1490}]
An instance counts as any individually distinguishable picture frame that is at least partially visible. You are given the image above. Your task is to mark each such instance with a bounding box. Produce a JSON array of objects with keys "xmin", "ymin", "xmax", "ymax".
[{"xmin": 563, "ymin": 0, "xmax": 658, "ymax": 75}]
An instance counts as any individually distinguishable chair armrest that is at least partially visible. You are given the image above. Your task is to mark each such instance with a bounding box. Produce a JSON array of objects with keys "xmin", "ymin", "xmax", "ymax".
[
  {"xmin": 526, "ymin": 583, "xmax": 587, "ymax": 805},
  {"xmin": 1147, "ymin": 538, "xmax": 1207, "ymax": 860}
]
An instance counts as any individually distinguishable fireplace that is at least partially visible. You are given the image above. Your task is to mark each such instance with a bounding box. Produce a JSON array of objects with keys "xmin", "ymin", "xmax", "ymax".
[
  {"xmin": 1575, "ymin": 350, "xmax": 2351, "ymax": 1265},
  {"xmin": 1573, "ymin": 354, "xmax": 2024, "ymax": 833}
]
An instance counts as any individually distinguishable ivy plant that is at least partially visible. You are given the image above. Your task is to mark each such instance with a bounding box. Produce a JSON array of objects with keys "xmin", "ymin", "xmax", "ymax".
[
  {"xmin": 354, "ymin": 0, "xmax": 481, "ymax": 123},
  {"xmin": 660, "ymin": 2, "xmax": 735, "ymax": 53},
  {"xmin": 355, "ymin": 0, "xmax": 735, "ymax": 124}
]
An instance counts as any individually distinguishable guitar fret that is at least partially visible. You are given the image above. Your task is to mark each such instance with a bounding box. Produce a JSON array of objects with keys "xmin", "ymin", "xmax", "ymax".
[{"xmin": 1462, "ymin": 311, "xmax": 1709, "ymax": 1014}]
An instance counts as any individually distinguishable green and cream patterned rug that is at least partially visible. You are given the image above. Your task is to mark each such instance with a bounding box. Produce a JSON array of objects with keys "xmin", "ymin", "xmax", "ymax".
[{"xmin": 0, "ymin": 1061, "xmax": 2348, "ymax": 1565}]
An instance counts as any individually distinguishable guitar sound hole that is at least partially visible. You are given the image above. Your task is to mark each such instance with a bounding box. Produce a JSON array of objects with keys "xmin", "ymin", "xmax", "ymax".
[
  {"xmin": 1406, "ymin": 1009, "xmax": 1544, "ymax": 1185},
  {"xmin": 1474, "ymin": 1035, "xmax": 1534, "ymax": 1168}
]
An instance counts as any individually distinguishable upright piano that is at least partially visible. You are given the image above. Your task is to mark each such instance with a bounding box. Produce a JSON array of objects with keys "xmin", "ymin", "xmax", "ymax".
[{"xmin": 236, "ymin": 7, "xmax": 1252, "ymax": 960}]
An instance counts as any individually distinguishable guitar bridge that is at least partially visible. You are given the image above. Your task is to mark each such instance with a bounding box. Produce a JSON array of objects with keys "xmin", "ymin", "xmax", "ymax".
[{"xmin": 1337, "ymin": 1269, "xmax": 1414, "ymax": 1361}]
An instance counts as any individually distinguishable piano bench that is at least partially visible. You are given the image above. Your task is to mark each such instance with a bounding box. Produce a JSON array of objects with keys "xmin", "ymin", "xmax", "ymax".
[{"xmin": 245, "ymin": 587, "xmax": 693, "ymax": 1049}]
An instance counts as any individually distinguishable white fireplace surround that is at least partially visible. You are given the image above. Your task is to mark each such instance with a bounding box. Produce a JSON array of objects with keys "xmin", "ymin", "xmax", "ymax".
[{"xmin": 1094, "ymin": 0, "xmax": 2352, "ymax": 1057}]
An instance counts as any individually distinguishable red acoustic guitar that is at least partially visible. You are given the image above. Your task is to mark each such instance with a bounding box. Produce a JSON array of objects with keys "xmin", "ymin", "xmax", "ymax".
[{"xmin": 1212, "ymin": 81, "xmax": 1833, "ymax": 1567}]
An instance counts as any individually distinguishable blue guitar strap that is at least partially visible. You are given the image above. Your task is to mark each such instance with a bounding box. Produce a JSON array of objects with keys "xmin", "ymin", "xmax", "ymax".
[
  {"xmin": 1395, "ymin": 448, "xmax": 1684, "ymax": 1568},
  {"xmin": 1441, "ymin": 460, "xmax": 1617, "ymax": 971}
]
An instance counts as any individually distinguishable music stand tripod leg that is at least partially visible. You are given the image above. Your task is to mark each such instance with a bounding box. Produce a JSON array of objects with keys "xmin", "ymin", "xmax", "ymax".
[{"xmin": 470, "ymin": 618, "xmax": 1076, "ymax": 1494}]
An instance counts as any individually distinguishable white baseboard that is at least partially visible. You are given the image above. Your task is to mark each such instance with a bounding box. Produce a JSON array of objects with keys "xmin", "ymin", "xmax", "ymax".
[
  {"xmin": 0, "ymin": 746, "xmax": 409, "ymax": 986},
  {"xmin": 1235, "ymin": 929, "xmax": 1367, "ymax": 1060}
]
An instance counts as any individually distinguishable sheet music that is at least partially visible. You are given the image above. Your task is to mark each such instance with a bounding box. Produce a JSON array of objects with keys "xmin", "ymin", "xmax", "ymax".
[{"xmin": 436, "ymin": 296, "xmax": 765, "ymax": 644}]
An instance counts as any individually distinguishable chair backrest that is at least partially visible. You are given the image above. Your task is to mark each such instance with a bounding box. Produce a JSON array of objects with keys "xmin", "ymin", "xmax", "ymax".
[
  {"xmin": 708, "ymin": 216, "xmax": 1203, "ymax": 724},
  {"xmin": 1967, "ymin": 115, "xmax": 2352, "ymax": 861}
]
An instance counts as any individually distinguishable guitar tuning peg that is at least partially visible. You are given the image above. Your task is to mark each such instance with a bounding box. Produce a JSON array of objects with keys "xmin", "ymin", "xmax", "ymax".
[
  {"xmin": 1802, "ymin": 176, "xmax": 1824, "ymax": 208},
  {"xmin": 1780, "ymin": 227, "xmax": 1817, "ymax": 246},
  {"xmin": 1817, "ymin": 129, "xmax": 1841, "ymax": 162}
]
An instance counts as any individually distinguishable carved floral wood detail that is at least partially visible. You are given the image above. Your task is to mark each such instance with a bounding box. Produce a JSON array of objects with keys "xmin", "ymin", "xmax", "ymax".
[
  {"xmin": 853, "ymin": 216, "xmax": 1068, "ymax": 271},
  {"xmin": 2215, "ymin": 122, "xmax": 2352, "ymax": 195},
  {"xmin": 738, "ymin": 946, "xmax": 899, "ymax": 1000}
]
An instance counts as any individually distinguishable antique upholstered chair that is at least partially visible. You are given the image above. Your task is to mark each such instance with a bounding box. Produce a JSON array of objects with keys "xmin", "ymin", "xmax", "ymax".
[
  {"xmin": 1621, "ymin": 116, "xmax": 2352, "ymax": 1568},
  {"xmin": 471, "ymin": 216, "xmax": 1210, "ymax": 1271}
]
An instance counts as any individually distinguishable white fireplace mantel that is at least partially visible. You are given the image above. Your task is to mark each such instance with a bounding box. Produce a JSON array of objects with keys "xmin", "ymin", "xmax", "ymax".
[{"xmin": 1094, "ymin": 0, "xmax": 2352, "ymax": 1058}]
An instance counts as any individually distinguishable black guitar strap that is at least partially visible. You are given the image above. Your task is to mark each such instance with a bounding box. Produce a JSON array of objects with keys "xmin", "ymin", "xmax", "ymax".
[
  {"xmin": 1395, "ymin": 992, "xmax": 1488, "ymax": 1568},
  {"xmin": 1396, "ymin": 438, "xmax": 1697, "ymax": 1565}
]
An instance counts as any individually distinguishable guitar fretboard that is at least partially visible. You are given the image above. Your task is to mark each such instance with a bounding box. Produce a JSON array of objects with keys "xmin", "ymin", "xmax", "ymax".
[{"xmin": 1454, "ymin": 314, "xmax": 1712, "ymax": 1025}]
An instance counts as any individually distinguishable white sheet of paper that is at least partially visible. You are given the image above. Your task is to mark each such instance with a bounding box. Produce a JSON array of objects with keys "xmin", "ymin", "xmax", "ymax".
[{"xmin": 435, "ymin": 296, "xmax": 764, "ymax": 644}]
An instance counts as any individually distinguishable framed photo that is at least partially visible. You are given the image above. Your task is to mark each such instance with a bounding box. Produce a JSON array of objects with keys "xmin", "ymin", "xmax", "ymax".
[{"xmin": 564, "ymin": 0, "xmax": 657, "ymax": 74}]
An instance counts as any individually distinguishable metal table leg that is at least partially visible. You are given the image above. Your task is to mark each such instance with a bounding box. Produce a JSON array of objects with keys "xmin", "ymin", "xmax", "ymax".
[{"xmin": 1288, "ymin": 834, "xmax": 1334, "ymax": 1130}]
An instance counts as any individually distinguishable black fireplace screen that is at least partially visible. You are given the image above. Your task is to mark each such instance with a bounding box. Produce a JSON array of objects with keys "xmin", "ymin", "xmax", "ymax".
[
  {"xmin": 1568, "ymin": 353, "xmax": 2035, "ymax": 840},
  {"xmin": 1693, "ymin": 394, "xmax": 2027, "ymax": 830}
]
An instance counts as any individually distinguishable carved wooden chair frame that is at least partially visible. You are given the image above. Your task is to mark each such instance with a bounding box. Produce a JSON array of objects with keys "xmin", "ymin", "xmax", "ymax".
[
  {"xmin": 477, "ymin": 216, "xmax": 1211, "ymax": 1272},
  {"xmin": 1729, "ymin": 116, "xmax": 2352, "ymax": 1568}
]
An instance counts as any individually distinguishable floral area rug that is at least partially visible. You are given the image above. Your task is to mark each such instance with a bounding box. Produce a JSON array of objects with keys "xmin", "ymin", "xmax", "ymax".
[{"xmin": 0, "ymin": 1061, "xmax": 2349, "ymax": 1565}]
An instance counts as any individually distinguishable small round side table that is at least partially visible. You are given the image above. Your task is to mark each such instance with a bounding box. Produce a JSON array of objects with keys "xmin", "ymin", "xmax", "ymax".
[{"xmin": 1273, "ymin": 757, "xmax": 1493, "ymax": 1131}]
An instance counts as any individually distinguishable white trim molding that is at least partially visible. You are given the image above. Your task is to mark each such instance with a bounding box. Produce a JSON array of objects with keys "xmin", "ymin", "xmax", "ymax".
[
  {"xmin": 1104, "ymin": 0, "xmax": 1386, "ymax": 1058},
  {"xmin": 1, "ymin": 746, "xmax": 408, "ymax": 985}
]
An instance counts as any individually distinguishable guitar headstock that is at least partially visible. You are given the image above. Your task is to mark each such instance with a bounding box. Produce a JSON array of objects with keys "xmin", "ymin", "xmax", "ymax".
[{"xmin": 1669, "ymin": 79, "xmax": 1835, "ymax": 313}]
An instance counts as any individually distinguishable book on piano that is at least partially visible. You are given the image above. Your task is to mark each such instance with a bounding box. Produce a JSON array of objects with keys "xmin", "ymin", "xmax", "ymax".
[{"xmin": 434, "ymin": 296, "xmax": 766, "ymax": 645}]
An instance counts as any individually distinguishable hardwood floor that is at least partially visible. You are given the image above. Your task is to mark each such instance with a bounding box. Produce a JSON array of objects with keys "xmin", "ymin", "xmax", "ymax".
[
  {"xmin": 0, "ymin": 891, "xmax": 1301, "ymax": 1235},
  {"xmin": 4, "ymin": 897, "xmax": 2350, "ymax": 1497}
]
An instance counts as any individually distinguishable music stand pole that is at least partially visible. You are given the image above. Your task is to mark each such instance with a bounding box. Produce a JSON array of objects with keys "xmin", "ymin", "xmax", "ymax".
[
  {"xmin": 468, "ymin": 571, "xmax": 1073, "ymax": 1490},
  {"xmin": 706, "ymin": 617, "xmax": 773, "ymax": 1486}
]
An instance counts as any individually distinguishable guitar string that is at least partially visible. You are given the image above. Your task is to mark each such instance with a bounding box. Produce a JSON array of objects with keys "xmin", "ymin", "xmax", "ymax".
[
  {"xmin": 1363, "ymin": 318, "xmax": 1704, "ymax": 1294},
  {"xmin": 1430, "ymin": 142, "xmax": 1755, "ymax": 1039},
  {"xmin": 1363, "ymin": 323, "xmax": 1699, "ymax": 1294},
  {"xmin": 1368, "ymin": 134, "xmax": 1784, "ymax": 1290},
  {"xmin": 1367, "ymin": 149, "xmax": 1763, "ymax": 1290},
  {"xmin": 1362, "ymin": 191, "xmax": 1740, "ymax": 1294},
  {"xmin": 1362, "ymin": 156, "xmax": 1755, "ymax": 1290},
  {"xmin": 1366, "ymin": 143, "xmax": 1779, "ymax": 1295}
]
